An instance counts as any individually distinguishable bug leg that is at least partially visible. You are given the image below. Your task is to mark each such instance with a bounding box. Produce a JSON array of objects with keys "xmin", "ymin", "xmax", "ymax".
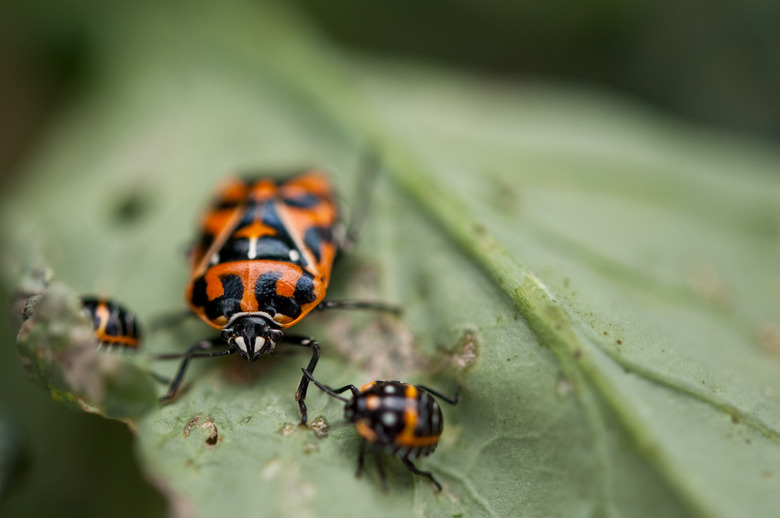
[
  {"xmin": 149, "ymin": 371, "xmax": 172, "ymax": 385},
  {"xmin": 402, "ymin": 457, "xmax": 442, "ymax": 492},
  {"xmin": 314, "ymin": 299, "xmax": 401, "ymax": 315},
  {"xmin": 374, "ymin": 449, "xmax": 389, "ymax": 492},
  {"xmin": 154, "ymin": 339, "xmax": 233, "ymax": 403},
  {"xmin": 301, "ymin": 368, "xmax": 361, "ymax": 401},
  {"xmin": 416, "ymin": 384, "xmax": 462, "ymax": 405},
  {"xmin": 356, "ymin": 439, "xmax": 367, "ymax": 479},
  {"xmin": 282, "ymin": 335, "xmax": 321, "ymax": 425}
]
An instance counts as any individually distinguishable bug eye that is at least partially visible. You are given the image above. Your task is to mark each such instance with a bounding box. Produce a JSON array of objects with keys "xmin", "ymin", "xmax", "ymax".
[
  {"xmin": 270, "ymin": 329, "xmax": 283, "ymax": 343},
  {"xmin": 220, "ymin": 329, "xmax": 232, "ymax": 341}
]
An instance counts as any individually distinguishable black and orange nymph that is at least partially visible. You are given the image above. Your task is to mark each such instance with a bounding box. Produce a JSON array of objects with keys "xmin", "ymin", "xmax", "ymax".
[
  {"xmin": 303, "ymin": 369, "xmax": 460, "ymax": 491},
  {"xmin": 156, "ymin": 168, "xmax": 396, "ymax": 424},
  {"xmin": 80, "ymin": 296, "xmax": 142, "ymax": 350}
]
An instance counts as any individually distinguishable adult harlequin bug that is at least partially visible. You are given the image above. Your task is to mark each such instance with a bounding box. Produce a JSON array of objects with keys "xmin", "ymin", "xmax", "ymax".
[
  {"xmin": 80, "ymin": 296, "xmax": 142, "ymax": 350},
  {"xmin": 302, "ymin": 369, "xmax": 460, "ymax": 491},
  {"xmin": 155, "ymin": 167, "xmax": 397, "ymax": 424}
]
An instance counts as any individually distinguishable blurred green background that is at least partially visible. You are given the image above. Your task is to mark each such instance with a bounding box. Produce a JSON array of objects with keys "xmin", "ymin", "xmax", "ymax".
[
  {"xmin": 0, "ymin": 1, "xmax": 777, "ymax": 517},
  {"xmin": 2, "ymin": 0, "xmax": 779, "ymax": 183}
]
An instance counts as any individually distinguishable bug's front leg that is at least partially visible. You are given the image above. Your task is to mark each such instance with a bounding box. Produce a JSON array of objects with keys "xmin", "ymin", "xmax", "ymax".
[
  {"xmin": 282, "ymin": 335, "xmax": 321, "ymax": 425},
  {"xmin": 154, "ymin": 339, "xmax": 234, "ymax": 403}
]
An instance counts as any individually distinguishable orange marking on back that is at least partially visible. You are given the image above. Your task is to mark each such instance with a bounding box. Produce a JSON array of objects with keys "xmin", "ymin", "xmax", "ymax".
[
  {"xmin": 272, "ymin": 265, "xmax": 304, "ymax": 298},
  {"xmin": 94, "ymin": 302, "xmax": 110, "ymax": 335},
  {"xmin": 365, "ymin": 395, "xmax": 381, "ymax": 411},
  {"xmin": 356, "ymin": 419, "xmax": 378, "ymax": 443},
  {"xmin": 231, "ymin": 220, "xmax": 276, "ymax": 239},
  {"xmin": 218, "ymin": 179, "xmax": 250, "ymax": 203},
  {"xmin": 248, "ymin": 179, "xmax": 279, "ymax": 201},
  {"xmin": 97, "ymin": 333, "xmax": 140, "ymax": 348},
  {"xmin": 392, "ymin": 385, "xmax": 441, "ymax": 448},
  {"xmin": 394, "ymin": 433, "xmax": 441, "ymax": 448},
  {"xmin": 283, "ymin": 171, "xmax": 332, "ymax": 198}
]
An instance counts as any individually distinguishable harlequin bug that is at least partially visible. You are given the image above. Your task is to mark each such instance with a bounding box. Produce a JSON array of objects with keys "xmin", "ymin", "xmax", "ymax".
[
  {"xmin": 80, "ymin": 296, "xmax": 142, "ymax": 350},
  {"xmin": 302, "ymin": 369, "xmax": 460, "ymax": 491},
  {"xmin": 155, "ymin": 166, "xmax": 397, "ymax": 424}
]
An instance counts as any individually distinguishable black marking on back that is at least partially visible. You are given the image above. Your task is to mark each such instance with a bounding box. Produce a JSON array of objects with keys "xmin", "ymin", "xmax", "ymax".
[
  {"xmin": 192, "ymin": 274, "xmax": 244, "ymax": 321},
  {"xmin": 80, "ymin": 297, "xmax": 141, "ymax": 342},
  {"xmin": 255, "ymin": 236, "xmax": 299, "ymax": 263},
  {"xmin": 293, "ymin": 271, "xmax": 317, "ymax": 305},
  {"xmin": 216, "ymin": 200, "xmax": 309, "ymax": 267},
  {"xmin": 194, "ymin": 232, "xmax": 216, "ymax": 259},
  {"xmin": 218, "ymin": 237, "xmax": 251, "ymax": 263},
  {"xmin": 352, "ymin": 382, "xmax": 408, "ymax": 446},
  {"xmin": 303, "ymin": 226, "xmax": 333, "ymax": 264},
  {"xmin": 283, "ymin": 193, "xmax": 321, "ymax": 208},
  {"xmin": 255, "ymin": 271, "xmax": 302, "ymax": 320}
]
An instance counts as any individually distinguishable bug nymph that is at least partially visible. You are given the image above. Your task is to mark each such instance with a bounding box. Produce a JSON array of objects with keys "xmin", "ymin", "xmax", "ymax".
[
  {"xmin": 80, "ymin": 296, "xmax": 142, "ymax": 350},
  {"xmin": 302, "ymin": 369, "xmax": 460, "ymax": 492}
]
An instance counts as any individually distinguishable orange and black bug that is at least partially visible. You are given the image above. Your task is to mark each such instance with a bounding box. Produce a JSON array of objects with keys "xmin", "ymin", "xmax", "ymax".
[
  {"xmin": 80, "ymin": 296, "xmax": 142, "ymax": 350},
  {"xmin": 303, "ymin": 369, "xmax": 460, "ymax": 491},
  {"xmin": 155, "ymin": 166, "xmax": 397, "ymax": 423}
]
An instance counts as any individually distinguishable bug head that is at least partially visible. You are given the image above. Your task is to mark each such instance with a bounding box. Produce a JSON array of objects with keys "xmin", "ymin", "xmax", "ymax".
[{"xmin": 221, "ymin": 315, "xmax": 283, "ymax": 360}]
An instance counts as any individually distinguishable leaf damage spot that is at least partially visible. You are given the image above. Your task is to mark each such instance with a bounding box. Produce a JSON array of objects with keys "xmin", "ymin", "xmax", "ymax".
[
  {"xmin": 302, "ymin": 442, "xmax": 318, "ymax": 454},
  {"xmin": 438, "ymin": 328, "xmax": 480, "ymax": 374},
  {"xmin": 184, "ymin": 415, "xmax": 202, "ymax": 437},
  {"xmin": 309, "ymin": 416, "xmax": 328, "ymax": 439},
  {"xmin": 277, "ymin": 423, "xmax": 296, "ymax": 437},
  {"xmin": 201, "ymin": 418, "xmax": 220, "ymax": 448},
  {"xmin": 183, "ymin": 415, "xmax": 220, "ymax": 448},
  {"xmin": 239, "ymin": 416, "xmax": 252, "ymax": 425}
]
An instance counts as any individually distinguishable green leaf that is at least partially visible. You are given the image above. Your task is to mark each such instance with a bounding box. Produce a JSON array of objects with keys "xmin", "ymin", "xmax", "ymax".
[
  {"xmin": 12, "ymin": 272, "xmax": 158, "ymax": 420},
  {"xmin": 3, "ymin": 1, "xmax": 780, "ymax": 517}
]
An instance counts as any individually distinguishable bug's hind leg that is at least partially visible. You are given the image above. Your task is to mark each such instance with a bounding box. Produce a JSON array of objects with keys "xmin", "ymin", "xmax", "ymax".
[
  {"xmin": 314, "ymin": 299, "xmax": 401, "ymax": 315},
  {"xmin": 401, "ymin": 457, "xmax": 443, "ymax": 492}
]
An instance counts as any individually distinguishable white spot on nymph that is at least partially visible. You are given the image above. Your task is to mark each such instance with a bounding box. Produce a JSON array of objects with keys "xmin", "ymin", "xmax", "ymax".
[
  {"xmin": 254, "ymin": 337, "xmax": 265, "ymax": 352},
  {"xmin": 248, "ymin": 237, "xmax": 258, "ymax": 259},
  {"xmin": 431, "ymin": 413, "xmax": 440, "ymax": 428},
  {"xmin": 289, "ymin": 249, "xmax": 300, "ymax": 262},
  {"xmin": 210, "ymin": 253, "xmax": 220, "ymax": 265},
  {"xmin": 381, "ymin": 412, "xmax": 398, "ymax": 427},
  {"xmin": 384, "ymin": 385, "xmax": 397, "ymax": 394},
  {"xmin": 235, "ymin": 336, "xmax": 248, "ymax": 354}
]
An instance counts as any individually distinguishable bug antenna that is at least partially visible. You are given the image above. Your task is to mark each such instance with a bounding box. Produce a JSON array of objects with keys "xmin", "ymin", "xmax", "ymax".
[{"xmin": 301, "ymin": 368, "xmax": 351, "ymax": 403}]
